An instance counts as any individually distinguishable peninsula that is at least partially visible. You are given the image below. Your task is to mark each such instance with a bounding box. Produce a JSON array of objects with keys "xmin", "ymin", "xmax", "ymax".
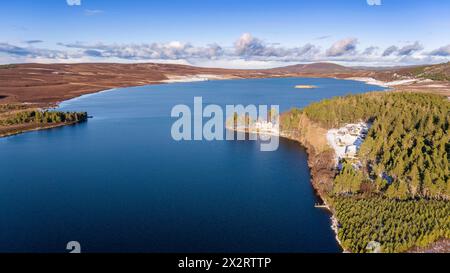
[
  {"xmin": 0, "ymin": 104, "xmax": 87, "ymax": 138},
  {"xmin": 280, "ymin": 92, "xmax": 450, "ymax": 253}
]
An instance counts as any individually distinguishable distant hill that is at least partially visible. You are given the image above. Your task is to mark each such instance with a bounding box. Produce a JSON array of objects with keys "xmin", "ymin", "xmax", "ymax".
[
  {"xmin": 351, "ymin": 65, "xmax": 423, "ymax": 71},
  {"xmin": 395, "ymin": 62, "xmax": 450, "ymax": 81},
  {"xmin": 271, "ymin": 62, "xmax": 450, "ymax": 82},
  {"xmin": 270, "ymin": 62, "xmax": 356, "ymax": 74},
  {"xmin": 363, "ymin": 62, "xmax": 450, "ymax": 82},
  {"xmin": 0, "ymin": 61, "xmax": 449, "ymax": 106}
]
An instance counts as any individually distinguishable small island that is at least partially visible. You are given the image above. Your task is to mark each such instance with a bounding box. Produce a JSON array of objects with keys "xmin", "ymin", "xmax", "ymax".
[{"xmin": 295, "ymin": 85, "xmax": 317, "ymax": 89}]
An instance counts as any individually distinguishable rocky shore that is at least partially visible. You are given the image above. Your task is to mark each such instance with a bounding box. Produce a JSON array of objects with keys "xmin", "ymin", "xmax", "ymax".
[
  {"xmin": 279, "ymin": 114, "xmax": 344, "ymax": 251},
  {"xmin": 280, "ymin": 114, "xmax": 336, "ymax": 201},
  {"xmin": 280, "ymin": 112, "xmax": 449, "ymax": 253}
]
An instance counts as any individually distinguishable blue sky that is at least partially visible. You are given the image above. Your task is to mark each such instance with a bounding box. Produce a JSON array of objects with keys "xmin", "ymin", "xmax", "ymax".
[{"xmin": 1, "ymin": 0, "xmax": 449, "ymax": 68}]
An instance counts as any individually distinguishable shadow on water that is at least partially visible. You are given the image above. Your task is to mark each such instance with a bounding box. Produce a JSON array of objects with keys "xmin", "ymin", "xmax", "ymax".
[{"xmin": 279, "ymin": 137, "xmax": 329, "ymax": 203}]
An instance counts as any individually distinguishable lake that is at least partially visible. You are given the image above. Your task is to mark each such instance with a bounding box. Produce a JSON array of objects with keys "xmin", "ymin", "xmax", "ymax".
[{"xmin": 0, "ymin": 78, "xmax": 383, "ymax": 253}]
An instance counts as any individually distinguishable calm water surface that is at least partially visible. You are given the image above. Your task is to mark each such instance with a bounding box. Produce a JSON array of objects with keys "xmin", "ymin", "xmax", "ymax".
[{"xmin": 0, "ymin": 78, "xmax": 383, "ymax": 252}]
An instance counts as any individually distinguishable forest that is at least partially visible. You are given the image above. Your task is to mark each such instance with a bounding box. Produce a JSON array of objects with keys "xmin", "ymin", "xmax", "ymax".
[
  {"xmin": 0, "ymin": 110, "xmax": 88, "ymax": 126},
  {"xmin": 304, "ymin": 92, "xmax": 449, "ymax": 199},
  {"xmin": 334, "ymin": 197, "xmax": 449, "ymax": 253},
  {"xmin": 282, "ymin": 92, "xmax": 450, "ymax": 252}
]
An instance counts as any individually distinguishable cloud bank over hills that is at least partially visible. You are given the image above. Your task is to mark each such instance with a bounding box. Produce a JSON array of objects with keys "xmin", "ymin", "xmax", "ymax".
[{"xmin": 1, "ymin": 33, "xmax": 449, "ymax": 68}]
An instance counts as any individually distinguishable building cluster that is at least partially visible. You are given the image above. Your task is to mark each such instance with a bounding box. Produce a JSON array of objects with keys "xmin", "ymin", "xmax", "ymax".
[
  {"xmin": 253, "ymin": 120, "xmax": 279, "ymax": 134},
  {"xmin": 326, "ymin": 123, "xmax": 370, "ymax": 161},
  {"xmin": 228, "ymin": 118, "xmax": 280, "ymax": 136}
]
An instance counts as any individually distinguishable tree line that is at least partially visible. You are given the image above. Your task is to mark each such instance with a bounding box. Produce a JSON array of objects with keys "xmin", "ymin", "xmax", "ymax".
[
  {"xmin": 303, "ymin": 92, "xmax": 449, "ymax": 199},
  {"xmin": 334, "ymin": 197, "xmax": 450, "ymax": 253},
  {"xmin": 0, "ymin": 110, "xmax": 88, "ymax": 126},
  {"xmin": 281, "ymin": 91, "xmax": 449, "ymax": 252}
]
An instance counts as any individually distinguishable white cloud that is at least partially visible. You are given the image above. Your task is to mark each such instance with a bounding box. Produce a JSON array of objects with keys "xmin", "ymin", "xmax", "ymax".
[
  {"xmin": 382, "ymin": 42, "xmax": 423, "ymax": 57},
  {"xmin": 84, "ymin": 9, "xmax": 103, "ymax": 16},
  {"xmin": 1, "ymin": 33, "xmax": 449, "ymax": 68},
  {"xmin": 59, "ymin": 41, "xmax": 224, "ymax": 60},
  {"xmin": 235, "ymin": 33, "xmax": 265, "ymax": 56},
  {"xmin": 24, "ymin": 40, "xmax": 44, "ymax": 45},
  {"xmin": 397, "ymin": 42, "xmax": 423, "ymax": 56},
  {"xmin": 326, "ymin": 38, "xmax": 358, "ymax": 57},
  {"xmin": 233, "ymin": 33, "xmax": 320, "ymax": 61},
  {"xmin": 367, "ymin": 0, "xmax": 382, "ymax": 6},
  {"xmin": 0, "ymin": 42, "xmax": 71, "ymax": 59},
  {"xmin": 192, "ymin": 58, "xmax": 292, "ymax": 69},
  {"xmin": 66, "ymin": 0, "xmax": 81, "ymax": 6},
  {"xmin": 362, "ymin": 46, "xmax": 378, "ymax": 55},
  {"xmin": 382, "ymin": 46, "xmax": 398, "ymax": 56},
  {"xmin": 429, "ymin": 45, "xmax": 450, "ymax": 56},
  {"xmin": 315, "ymin": 35, "xmax": 332, "ymax": 40}
]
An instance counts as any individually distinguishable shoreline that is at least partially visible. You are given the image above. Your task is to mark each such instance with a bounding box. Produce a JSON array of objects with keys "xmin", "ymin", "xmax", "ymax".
[
  {"xmin": 280, "ymin": 108, "xmax": 450, "ymax": 253},
  {"xmin": 0, "ymin": 120, "xmax": 85, "ymax": 139},
  {"xmin": 345, "ymin": 76, "xmax": 418, "ymax": 87},
  {"xmin": 0, "ymin": 76, "xmax": 382, "ymax": 252},
  {"xmin": 56, "ymin": 88, "xmax": 119, "ymax": 109},
  {"xmin": 0, "ymin": 75, "xmax": 386, "ymax": 139},
  {"xmin": 2, "ymin": 75, "xmax": 354, "ymax": 253},
  {"xmin": 278, "ymin": 131, "xmax": 346, "ymax": 252},
  {"xmin": 1, "ymin": 62, "xmax": 449, "ymax": 108},
  {"xmin": 1, "ymin": 75, "xmax": 446, "ymax": 253},
  {"xmin": 225, "ymin": 122, "xmax": 346, "ymax": 252}
]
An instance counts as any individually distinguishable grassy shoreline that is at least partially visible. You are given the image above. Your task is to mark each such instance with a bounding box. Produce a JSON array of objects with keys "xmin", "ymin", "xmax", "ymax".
[
  {"xmin": 0, "ymin": 120, "xmax": 85, "ymax": 138},
  {"xmin": 0, "ymin": 108, "xmax": 88, "ymax": 138}
]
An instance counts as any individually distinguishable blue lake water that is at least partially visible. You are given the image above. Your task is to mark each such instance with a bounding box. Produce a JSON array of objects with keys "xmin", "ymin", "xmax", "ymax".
[{"xmin": 0, "ymin": 78, "xmax": 383, "ymax": 253}]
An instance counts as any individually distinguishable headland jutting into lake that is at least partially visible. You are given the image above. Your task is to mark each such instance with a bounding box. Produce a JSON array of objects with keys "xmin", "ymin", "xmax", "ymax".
[{"xmin": 280, "ymin": 92, "xmax": 450, "ymax": 253}]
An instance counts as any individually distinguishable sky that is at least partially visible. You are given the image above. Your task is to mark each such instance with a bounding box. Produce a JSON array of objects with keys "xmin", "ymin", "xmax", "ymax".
[{"xmin": 0, "ymin": 0, "xmax": 450, "ymax": 68}]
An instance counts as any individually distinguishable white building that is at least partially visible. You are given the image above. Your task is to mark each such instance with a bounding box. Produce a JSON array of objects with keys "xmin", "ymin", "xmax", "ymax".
[
  {"xmin": 326, "ymin": 122, "xmax": 370, "ymax": 161},
  {"xmin": 255, "ymin": 121, "xmax": 274, "ymax": 131},
  {"xmin": 345, "ymin": 145, "xmax": 358, "ymax": 157}
]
